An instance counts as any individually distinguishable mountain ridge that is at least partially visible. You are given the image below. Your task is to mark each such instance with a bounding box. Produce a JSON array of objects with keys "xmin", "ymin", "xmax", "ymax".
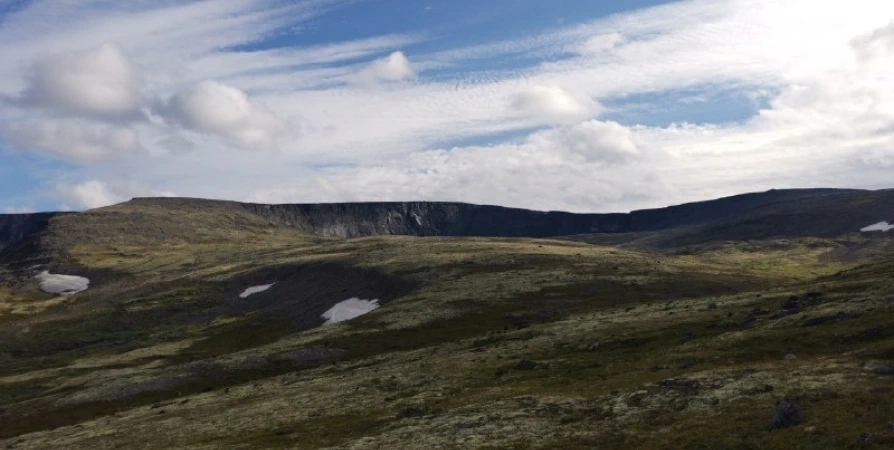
[{"xmin": 0, "ymin": 187, "xmax": 876, "ymax": 255}]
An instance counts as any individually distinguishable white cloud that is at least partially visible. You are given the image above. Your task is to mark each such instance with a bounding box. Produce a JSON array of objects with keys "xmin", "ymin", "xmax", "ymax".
[
  {"xmin": 161, "ymin": 81, "xmax": 288, "ymax": 149},
  {"xmin": 1, "ymin": 0, "xmax": 893, "ymax": 213},
  {"xmin": 580, "ymin": 32, "xmax": 625, "ymax": 54},
  {"xmin": 529, "ymin": 120, "xmax": 639, "ymax": 164},
  {"xmin": 247, "ymin": 120, "xmax": 660, "ymax": 213},
  {"xmin": 54, "ymin": 180, "xmax": 177, "ymax": 210},
  {"xmin": 16, "ymin": 43, "xmax": 141, "ymax": 118},
  {"xmin": 511, "ymin": 85, "xmax": 599, "ymax": 124},
  {"xmin": 56, "ymin": 180, "xmax": 125, "ymax": 210},
  {"xmin": 350, "ymin": 51, "xmax": 414, "ymax": 85},
  {"xmin": 3, "ymin": 120, "xmax": 142, "ymax": 162}
]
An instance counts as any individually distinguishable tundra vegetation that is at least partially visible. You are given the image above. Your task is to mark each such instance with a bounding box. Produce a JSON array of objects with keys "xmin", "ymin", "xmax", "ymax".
[{"xmin": 0, "ymin": 191, "xmax": 893, "ymax": 449}]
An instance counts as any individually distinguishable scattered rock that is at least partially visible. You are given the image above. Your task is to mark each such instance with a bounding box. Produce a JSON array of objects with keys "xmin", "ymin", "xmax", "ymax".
[
  {"xmin": 395, "ymin": 407, "xmax": 428, "ymax": 419},
  {"xmin": 784, "ymin": 354, "xmax": 798, "ymax": 360},
  {"xmin": 514, "ymin": 359, "xmax": 538, "ymax": 371},
  {"xmin": 706, "ymin": 302, "xmax": 718, "ymax": 311},
  {"xmin": 853, "ymin": 433, "xmax": 875, "ymax": 447},
  {"xmin": 769, "ymin": 399, "xmax": 802, "ymax": 429},
  {"xmin": 872, "ymin": 364, "xmax": 894, "ymax": 376},
  {"xmin": 742, "ymin": 384, "xmax": 775, "ymax": 396},
  {"xmin": 860, "ymin": 327, "xmax": 885, "ymax": 340},
  {"xmin": 802, "ymin": 311, "xmax": 859, "ymax": 327},
  {"xmin": 781, "ymin": 293, "xmax": 824, "ymax": 311},
  {"xmin": 740, "ymin": 308, "xmax": 771, "ymax": 328},
  {"xmin": 657, "ymin": 378, "xmax": 701, "ymax": 394},
  {"xmin": 670, "ymin": 397, "xmax": 689, "ymax": 411},
  {"xmin": 578, "ymin": 342, "xmax": 600, "ymax": 352},
  {"xmin": 626, "ymin": 391, "xmax": 648, "ymax": 408},
  {"xmin": 455, "ymin": 417, "xmax": 486, "ymax": 429}
]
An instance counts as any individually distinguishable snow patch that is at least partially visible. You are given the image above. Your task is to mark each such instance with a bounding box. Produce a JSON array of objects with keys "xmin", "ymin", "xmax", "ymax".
[
  {"xmin": 36, "ymin": 271, "xmax": 89, "ymax": 295},
  {"xmin": 861, "ymin": 221, "xmax": 894, "ymax": 232},
  {"xmin": 322, "ymin": 298, "xmax": 380, "ymax": 324},
  {"xmin": 239, "ymin": 283, "xmax": 275, "ymax": 298}
]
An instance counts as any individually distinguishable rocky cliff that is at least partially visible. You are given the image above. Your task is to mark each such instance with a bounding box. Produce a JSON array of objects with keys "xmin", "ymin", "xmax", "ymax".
[
  {"xmin": 126, "ymin": 188, "xmax": 859, "ymax": 238},
  {"xmin": 0, "ymin": 188, "xmax": 869, "ymax": 256},
  {"xmin": 0, "ymin": 213, "xmax": 66, "ymax": 253}
]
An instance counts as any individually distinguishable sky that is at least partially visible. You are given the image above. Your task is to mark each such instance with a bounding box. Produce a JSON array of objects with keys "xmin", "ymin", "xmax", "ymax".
[{"xmin": 0, "ymin": 0, "xmax": 892, "ymax": 214}]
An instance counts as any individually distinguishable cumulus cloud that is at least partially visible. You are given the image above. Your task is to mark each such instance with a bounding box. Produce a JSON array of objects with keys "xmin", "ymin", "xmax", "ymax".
[
  {"xmin": 247, "ymin": 119, "xmax": 655, "ymax": 212},
  {"xmin": 511, "ymin": 86, "xmax": 599, "ymax": 124},
  {"xmin": 161, "ymin": 81, "xmax": 288, "ymax": 149},
  {"xmin": 54, "ymin": 180, "xmax": 177, "ymax": 210},
  {"xmin": 350, "ymin": 51, "xmax": 414, "ymax": 85},
  {"xmin": 2, "ymin": 0, "xmax": 894, "ymax": 214},
  {"xmin": 529, "ymin": 120, "xmax": 639, "ymax": 164},
  {"xmin": 3, "ymin": 120, "xmax": 142, "ymax": 162},
  {"xmin": 56, "ymin": 180, "xmax": 125, "ymax": 210},
  {"xmin": 17, "ymin": 43, "xmax": 142, "ymax": 118}
]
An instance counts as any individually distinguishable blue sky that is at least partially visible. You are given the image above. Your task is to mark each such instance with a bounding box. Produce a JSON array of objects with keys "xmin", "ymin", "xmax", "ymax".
[{"xmin": 0, "ymin": 0, "xmax": 892, "ymax": 213}]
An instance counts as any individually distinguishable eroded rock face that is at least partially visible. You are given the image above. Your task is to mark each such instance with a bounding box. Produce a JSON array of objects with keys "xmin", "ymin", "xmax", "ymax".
[
  {"xmin": 122, "ymin": 188, "xmax": 857, "ymax": 239},
  {"xmin": 241, "ymin": 201, "xmax": 629, "ymax": 238},
  {"xmin": 0, "ymin": 213, "xmax": 64, "ymax": 254}
]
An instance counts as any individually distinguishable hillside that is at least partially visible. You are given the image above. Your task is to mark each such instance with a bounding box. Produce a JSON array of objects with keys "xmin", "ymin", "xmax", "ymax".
[
  {"xmin": 568, "ymin": 189, "xmax": 894, "ymax": 251},
  {"xmin": 0, "ymin": 188, "xmax": 892, "ymax": 449}
]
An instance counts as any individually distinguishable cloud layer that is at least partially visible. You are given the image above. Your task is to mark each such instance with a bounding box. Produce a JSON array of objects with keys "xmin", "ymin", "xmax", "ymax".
[{"xmin": 0, "ymin": 0, "xmax": 892, "ymax": 212}]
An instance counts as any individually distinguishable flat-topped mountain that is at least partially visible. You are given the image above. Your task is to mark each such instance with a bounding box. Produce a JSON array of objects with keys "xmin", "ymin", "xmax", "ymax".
[
  {"xmin": 1, "ymin": 186, "xmax": 893, "ymax": 448},
  {"xmin": 0, "ymin": 188, "xmax": 889, "ymax": 259}
]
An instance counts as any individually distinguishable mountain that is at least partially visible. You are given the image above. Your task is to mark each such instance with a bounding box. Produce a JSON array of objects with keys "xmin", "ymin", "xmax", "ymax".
[
  {"xmin": 130, "ymin": 188, "xmax": 861, "ymax": 238},
  {"xmin": 0, "ymin": 188, "xmax": 866, "ymax": 258},
  {"xmin": 570, "ymin": 188, "xmax": 894, "ymax": 250},
  {"xmin": 1, "ymin": 188, "xmax": 893, "ymax": 449}
]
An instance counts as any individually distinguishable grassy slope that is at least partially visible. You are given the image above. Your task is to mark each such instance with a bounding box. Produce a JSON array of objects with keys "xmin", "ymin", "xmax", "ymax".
[{"xmin": 0, "ymin": 204, "xmax": 892, "ymax": 449}]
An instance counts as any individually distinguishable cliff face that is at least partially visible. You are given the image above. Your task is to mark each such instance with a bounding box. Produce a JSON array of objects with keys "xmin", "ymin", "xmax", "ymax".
[
  {"xmin": 104, "ymin": 188, "xmax": 867, "ymax": 240},
  {"xmin": 240, "ymin": 202, "xmax": 630, "ymax": 238},
  {"xmin": 0, "ymin": 213, "xmax": 65, "ymax": 253},
  {"xmin": 0, "ymin": 188, "xmax": 869, "ymax": 257},
  {"xmin": 235, "ymin": 188, "xmax": 860, "ymax": 238}
]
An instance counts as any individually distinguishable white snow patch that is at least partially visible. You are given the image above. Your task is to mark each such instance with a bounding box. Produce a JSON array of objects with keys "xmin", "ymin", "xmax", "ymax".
[
  {"xmin": 239, "ymin": 283, "xmax": 275, "ymax": 298},
  {"xmin": 35, "ymin": 271, "xmax": 89, "ymax": 295},
  {"xmin": 322, "ymin": 298, "xmax": 380, "ymax": 324},
  {"xmin": 861, "ymin": 221, "xmax": 894, "ymax": 232}
]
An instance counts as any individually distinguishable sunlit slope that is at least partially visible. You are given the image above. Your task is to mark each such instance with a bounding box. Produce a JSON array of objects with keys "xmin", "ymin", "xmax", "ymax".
[{"xmin": 0, "ymin": 191, "xmax": 891, "ymax": 449}]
